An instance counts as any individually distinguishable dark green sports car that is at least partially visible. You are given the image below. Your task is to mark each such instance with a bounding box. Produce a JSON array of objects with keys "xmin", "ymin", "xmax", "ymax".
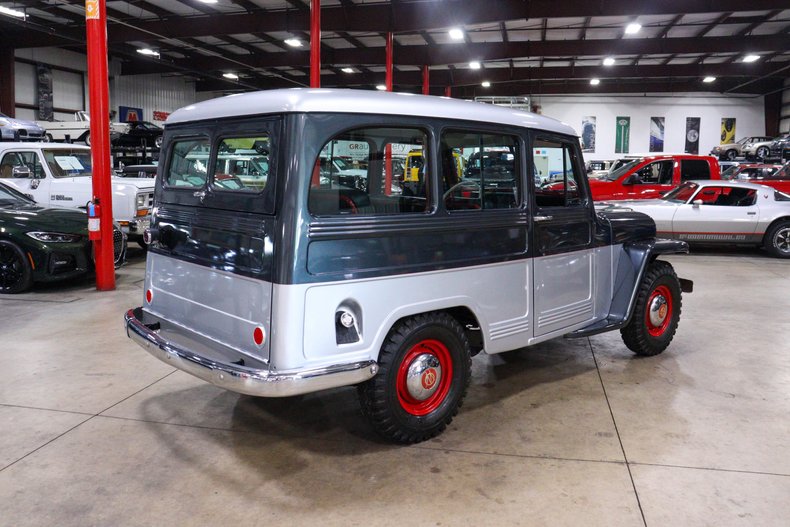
[{"xmin": 0, "ymin": 182, "xmax": 125, "ymax": 293}]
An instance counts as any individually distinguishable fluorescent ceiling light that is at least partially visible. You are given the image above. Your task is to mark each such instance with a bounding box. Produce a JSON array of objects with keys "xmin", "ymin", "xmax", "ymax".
[
  {"xmin": 223, "ymin": 73, "xmax": 239, "ymax": 80},
  {"xmin": 625, "ymin": 23, "xmax": 641, "ymax": 35},
  {"xmin": 284, "ymin": 38, "xmax": 303, "ymax": 48},
  {"xmin": 742, "ymin": 54, "xmax": 760, "ymax": 63},
  {"xmin": 376, "ymin": 84, "xmax": 387, "ymax": 91},
  {"xmin": 448, "ymin": 28, "xmax": 464, "ymax": 41},
  {"xmin": 603, "ymin": 57, "xmax": 616, "ymax": 66},
  {"xmin": 0, "ymin": 6, "xmax": 26, "ymax": 18},
  {"xmin": 469, "ymin": 61, "xmax": 481, "ymax": 69},
  {"xmin": 590, "ymin": 78, "xmax": 601, "ymax": 85},
  {"xmin": 481, "ymin": 81, "xmax": 491, "ymax": 87},
  {"xmin": 341, "ymin": 67, "xmax": 355, "ymax": 73},
  {"xmin": 197, "ymin": 0, "xmax": 218, "ymax": 3},
  {"xmin": 136, "ymin": 48, "xmax": 160, "ymax": 57},
  {"xmin": 702, "ymin": 76, "xmax": 716, "ymax": 83}
]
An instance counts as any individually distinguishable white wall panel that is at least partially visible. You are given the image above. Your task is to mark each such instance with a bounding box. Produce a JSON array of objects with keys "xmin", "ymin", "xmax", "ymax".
[
  {"xmin": 111, "ymin": 74, "xmax": 197, "ymax": 122},
  {"xmin": 52, "ymin": 69, "xmax": 84, "ymax": 110},
  {"xmin": 536, "ymin": 93, "xmax": 766, "ymax": 160},
  {"xmin": 14, "ymin": 62, "xmax": 36, "ymax": 105}
]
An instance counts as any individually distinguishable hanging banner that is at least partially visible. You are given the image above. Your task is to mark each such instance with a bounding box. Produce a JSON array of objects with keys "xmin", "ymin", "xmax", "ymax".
[
  {"xmin": 615, "ymin": 116, "xmax": 630, "ymax": 154},
  {"xmin": 721, "ymin": 118, "xmax": 736, "ymax": 144},
  {"xmin": 36, "ymin": 64, "xmax": 53, "ymax": 121},
  {"xmin": 581, "ymin": 116, "xmax": 596, "ymax": 153},
  {"xmin": 685, "ymin": 117, "xmax": 701, "ymax": 154},
  {"xmin": 649, "ymin": 117, "xmax": 665, "ymax": 153}
]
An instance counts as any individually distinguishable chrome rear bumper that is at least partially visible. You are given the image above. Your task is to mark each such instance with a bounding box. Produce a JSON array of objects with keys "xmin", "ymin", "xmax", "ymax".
[{"xmin": 125, "ymin": 307, "xmax": 378, "ymax": 397}]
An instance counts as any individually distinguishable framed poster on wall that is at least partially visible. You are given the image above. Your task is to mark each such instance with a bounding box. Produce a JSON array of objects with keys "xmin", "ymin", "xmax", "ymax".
[
  {"xmin": 721, "ymin": 118, "xmax": 736, "ymax": 144},
  {"xmin": 615, "ymin": 116, "xmax": 630, "ymax": 154},
  {"xmin": 36, "ymin": 64, "xmax": 53, "ymax": 121},
  {"xmin": 685, "ymin": 117, "xmax": 701, "ymax": 154},
  {"xmin": 581, "ymin": 116, "xmax": 596, "ymax": 153},
  {"xmin": 649, "ymin": 117, "xmax": 665, "ymax": 152}
]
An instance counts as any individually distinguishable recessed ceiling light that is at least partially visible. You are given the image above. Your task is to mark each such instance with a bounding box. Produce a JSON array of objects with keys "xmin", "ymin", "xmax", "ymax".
[
  {"xmin": 341, "ymin": 67, "xmax": 355, "ymax": 74},
  {"xmin": 197, "ymin": 0, "xmax": 218, "ymax": 3},
  {"xmin": 625, "ymin": 23, "xmax": 641, "ymax": 35},
  {"xmin": 702, "ymin": 76, "xmax": 716, "ymax": 83},
  {"xmin": 469, "ymin": 61, "xmax": 481, "ymax": 69},
  {"xmin": 603, "ymin": 57, "xmax": 616, "ymax": 66},
  {"xmin": 284, "ymin": 38, "xmax": 303, "ymax": 48},
  {"xmin": 376, "ymin": 84, "xmax": 387, "ymax": 91},
  {"xmin": 449, "ymin": 28, "xmax": 464, "ymax": 40},
  {"xmin": 742, "ymin": 54, "xmax": 760, "ymax": 63},
  {"xmin": 590, "ymin": 78, "xmax": 601, "ymax": 85},
  {"xmin": 0, "ymin": 5, "xmax": 26, "ymax": 18},
  {"xmin": 481, "ymin": 81, "xmax": 491, "ymax": 87},
  {"xmin": 223, "ymin": 73, "xmax": 239, "ymax": 80},
  {"xmin": 136, "ymin": 48, "xmax": 160, "ymax": 57}
]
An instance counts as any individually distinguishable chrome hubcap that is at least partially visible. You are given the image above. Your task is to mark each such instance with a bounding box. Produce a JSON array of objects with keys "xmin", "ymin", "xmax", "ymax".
[
  {"xmin": 649, "ymin": 295, "xmax": 668, "ymax": 327},
  {"xmin": 404, "ymin": 353, "xmax": 442, "ymax": 401},
  {"xmin": 775, "ymin": 228, "xmax": 790, "ymax": 253}
]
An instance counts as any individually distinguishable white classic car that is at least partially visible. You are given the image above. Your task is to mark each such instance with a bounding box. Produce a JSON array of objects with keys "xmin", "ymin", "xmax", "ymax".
[
  {"xmin": 0, "ymin": 142, "xmax": 154, "ymax": 244},
  {"xmin": 36, "ymin": 111, "xmax": 127, "ymax": 145},
  {"xmin": 598, "ymin": 180, "xmax": 790, "ymax": 258}
]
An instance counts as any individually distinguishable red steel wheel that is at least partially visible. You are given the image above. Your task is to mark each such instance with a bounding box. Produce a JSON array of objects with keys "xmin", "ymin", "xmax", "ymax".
[
  {"xmin": 396, "ymin": 339, "xmax": 453, "ymax": 416},
  {"xmin": 645, "ymin": 284, "xmax": 673, "ymax": 337}
]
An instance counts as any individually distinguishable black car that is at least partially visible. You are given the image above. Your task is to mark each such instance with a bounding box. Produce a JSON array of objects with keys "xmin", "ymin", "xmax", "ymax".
[
  {"xmin": 769, "ymin": 134, "xmax": 790, "ymax": 162},
  {"xmin": 0, "ymin": 183, "xmax": 126, "ymax": 293},
  {"xmin": 112, "ymin": 121, "xmax": 164, "ymax": 149}
]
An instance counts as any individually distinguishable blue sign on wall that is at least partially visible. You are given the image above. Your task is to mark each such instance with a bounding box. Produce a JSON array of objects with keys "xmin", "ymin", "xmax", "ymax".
[{"xmin": 119, "ymin": 106, "xmax": 144, "ymax": 122}]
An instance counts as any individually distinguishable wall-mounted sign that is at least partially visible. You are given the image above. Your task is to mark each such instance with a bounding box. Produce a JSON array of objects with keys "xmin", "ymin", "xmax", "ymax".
[
  {"xmin": 581, "ymin": 116, "xmax": 596, "ymax": 153},
  {"xmin": 153, "ymin": 111, "xmax": 170, "ymax": 122},
  {"xmin": 685, "ymin": 117, "xmax": 701, "ymax": 154},
  {"xmin": 36, "ymin": 64, "xmax": 53, "ymax": 121},
  {"xmin": 721, "ymin": 118, "xmax": 736, "ymax": 144},
  {"xmin": 119, "ymin": 106, "xmax": 143, "ymax": 122},
  {"xmin": 615, "ymin": 116, "xmax": 630, "ymax": 154}
]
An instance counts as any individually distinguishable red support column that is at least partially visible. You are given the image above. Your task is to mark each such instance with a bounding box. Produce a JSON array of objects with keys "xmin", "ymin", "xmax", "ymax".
[
  {"xmin": 421, "ymin": 65, "xmax": 430, "ymax": 95},
  {"xmin": 385, "ymin": 32, "xmax": 394, "ymax": 91},
  {"xmin": 310, "ymin": 0, "xmax": 321, "ymax": 88},
  {"xmin": 444, "ymin": 86, "xmax": 452, "ymax": 98},
  {"xmin": 0, "ymin": 47, "xmax": 15, "ymax": 117},
  {"xmin": 85, "ymin": 0, "xmax": 115, "ymax": 291}
]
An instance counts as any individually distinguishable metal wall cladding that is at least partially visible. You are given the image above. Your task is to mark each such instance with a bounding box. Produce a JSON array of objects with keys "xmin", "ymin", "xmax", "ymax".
[
  {"xmin": 781, "ymin": 79, "xmax": 790, "ymax": 134},
  {"xmin": 111, "ymin": 74, "xmax": 197, "ymax": 122}
]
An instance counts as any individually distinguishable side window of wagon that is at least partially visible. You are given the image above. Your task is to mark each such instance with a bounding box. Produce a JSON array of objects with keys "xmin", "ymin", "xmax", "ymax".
[
  {"xmin": 165, "ymin": 138, "xmax": 210, "ymax": 188},
  {"xmin": 533, "ymin": 138, "xmax": 585, "ymax": 207},
  {"xmin": 441, "ymin": 130, "xmax": 521, "ymax": 211},
  {"xmin": 308, "ymin": 127, "xmax": 429, "ymax": 215},
  {"xmin": 211, "ymin": 136, "xmax": 270, "ymax": 193}
]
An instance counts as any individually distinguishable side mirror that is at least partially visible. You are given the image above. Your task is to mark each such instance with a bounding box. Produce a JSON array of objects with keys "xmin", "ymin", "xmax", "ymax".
[
  {"xmin": 12, "ymin": 166, "xmax": 31, "ymax": 178},
  {"xmin": 692, "ymin": 199, "xmax": 703, "ymax": 208}
]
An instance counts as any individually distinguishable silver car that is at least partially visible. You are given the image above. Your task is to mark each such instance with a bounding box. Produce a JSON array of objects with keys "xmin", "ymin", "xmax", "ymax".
[
  {"xmin": 0, "ymin": 112, "xmax": 47, "ymax": 142},
  {"xmin": 598, "ymin": 180, "xmax": 790, "ymax": 258}
]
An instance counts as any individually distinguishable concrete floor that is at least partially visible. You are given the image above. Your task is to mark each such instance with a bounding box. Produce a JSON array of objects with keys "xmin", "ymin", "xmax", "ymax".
[{"xmin": 1, "ymin": 247, "xmax": 789, "ymax": 526}]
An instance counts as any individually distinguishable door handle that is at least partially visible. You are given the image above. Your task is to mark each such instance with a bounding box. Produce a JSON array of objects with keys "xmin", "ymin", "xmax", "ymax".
[
  {"xmin": 534, "ymin": 215, "xmax": 554, "ymax": 222},
  {"xmin": 747, "ymin": 212, "xmax": 756, "ymax": 215},
  {"xmin": 192, "ymin": 190, "xmax": 207, "ymax": 202}
]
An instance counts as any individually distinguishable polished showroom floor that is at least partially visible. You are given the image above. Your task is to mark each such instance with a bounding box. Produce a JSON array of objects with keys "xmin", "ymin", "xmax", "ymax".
[{"xmin": 1, "ymin": 246, "xmax": 789, "ymax": 526}]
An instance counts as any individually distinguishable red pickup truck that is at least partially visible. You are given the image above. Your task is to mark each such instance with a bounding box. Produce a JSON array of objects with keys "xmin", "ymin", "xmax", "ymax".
[{"xmin": 589, "ymin": 155, "xmax": 721, "ymax": 201}]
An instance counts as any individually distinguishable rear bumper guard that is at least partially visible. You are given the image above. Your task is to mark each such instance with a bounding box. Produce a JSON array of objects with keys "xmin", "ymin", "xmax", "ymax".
[{"xmin": 125, "ymin": 307, "xmax": 378, "ymax": 397}]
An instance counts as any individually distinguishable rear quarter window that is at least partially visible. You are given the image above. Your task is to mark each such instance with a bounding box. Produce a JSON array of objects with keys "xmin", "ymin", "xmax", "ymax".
[
  {"xmin": 165, "ymin": 138, "xmax": 210, "ymax": 188},
  {"xmin": 680, "ymin": 159, "xmax": 711, "ymax": 181}
]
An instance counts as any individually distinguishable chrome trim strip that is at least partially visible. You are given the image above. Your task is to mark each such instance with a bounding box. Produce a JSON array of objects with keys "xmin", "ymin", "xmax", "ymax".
[{"xmin": 125, "ymin": 308, "xmax": 378, "ymax": 397}]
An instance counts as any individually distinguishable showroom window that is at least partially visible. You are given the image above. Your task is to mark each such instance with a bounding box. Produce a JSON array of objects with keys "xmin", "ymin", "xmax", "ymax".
[
  {"xmin": 211, "ymin": 136, "xmax": 270, "ymax": 193},
  {"xmin": 165, "ymin": 138, "xmax": 210, "ymax": 188},
  {"xmin": 441, "ymin": 130, "xmax": 521, "ymax": 211},
  {"xmin": 533, "ymin": 138, "xmax": 584, "ymax": 207},
  {"xmin": 308, "ymin": 127, "xmax": 429, "ymax": 215}
]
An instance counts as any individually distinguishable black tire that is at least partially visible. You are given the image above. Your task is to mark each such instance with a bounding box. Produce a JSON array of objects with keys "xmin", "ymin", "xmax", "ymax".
[
  {"xmin": 620, "ymin": 260, "xmax": 682, "ymax": 357},
  {"xmin": 82, "ymin": 131, "xmax": 91, "ymax": 146},
  {"xmin": 756, "ymin": 146, "xmax": 768, "ymax": 159},
  {"xmin": 358, "ymin": 312, "xmax": 472, "ymax": 444},
  {"xmin": 725, "ymin": 149, "xmax": 737, "ymax": 161},
  {"xmin": 764, "ymin": 220, "xmax": 790, "ymax": 258},
  {"xmin": 0, "ymin": 240, "xmax": 33, "ymax": 294},
  {"xmin": 137, "ymin": 240, "xmax": 149, "ymax": 251}
]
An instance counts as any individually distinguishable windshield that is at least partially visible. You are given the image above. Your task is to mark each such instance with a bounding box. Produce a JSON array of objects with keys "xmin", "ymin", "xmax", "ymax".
[
  {"xmin": 0, "ymin": 182, "xmax": 35, "ymax": 207},
  {"xmin": 721, "ymin": 166, "xmax": 739, "ymax": 180},
  {"xmin": 42, "ymin": 149, "xmax": 93, "ymax": 178},
  {"xmin": 602, "ymin": 160, "xmax": 640, "ymax": 181},
  {"xmin": 662, "ymin": 182, "xmax": 698, "ymax": 203}
]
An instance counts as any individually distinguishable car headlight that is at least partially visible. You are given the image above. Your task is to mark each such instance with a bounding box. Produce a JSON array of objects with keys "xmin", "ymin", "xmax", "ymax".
[
  {"xmin": 136, "ymin": 193, "xmax": 146, "ymax": 208},
  {"xmin": 25, "ymin": 232, "xmax": 82, "ymax": 243}
]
